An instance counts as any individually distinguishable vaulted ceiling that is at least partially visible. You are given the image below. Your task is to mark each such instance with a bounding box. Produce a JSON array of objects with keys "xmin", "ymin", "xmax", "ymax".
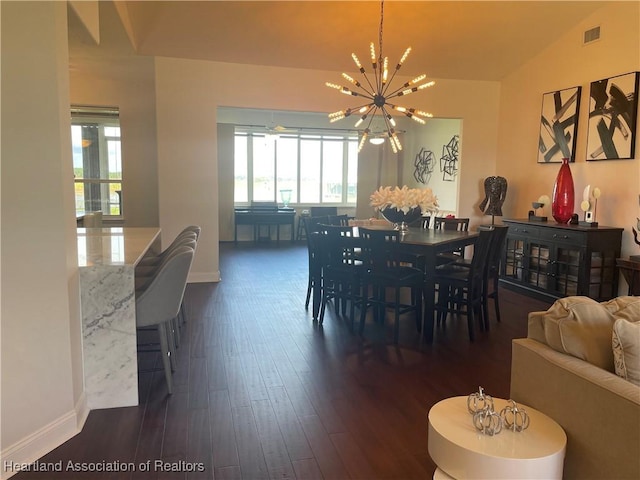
[{"xmin": 72, "ymin": 1, "xmax": 609, "ymax": 81}]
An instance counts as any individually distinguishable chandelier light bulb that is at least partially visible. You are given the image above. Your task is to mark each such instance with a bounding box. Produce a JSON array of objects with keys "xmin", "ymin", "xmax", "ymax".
[
  {"xmin": 370, "ymin": 136, "xmax": 385, "ymax": 145},
  {"xmin": 325, "ymin": 0, "xmax": 433, "ymax": 154},
  {"xmin": 399, "ymin": 47, "xmax": 411, "ymax": 65},
  {"xmin": 358, "ymin": 129, "xmax": 370, "ymax": 151}
]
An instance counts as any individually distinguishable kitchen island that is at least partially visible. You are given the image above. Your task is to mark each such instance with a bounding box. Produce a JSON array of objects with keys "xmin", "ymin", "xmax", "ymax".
[{"xmin": 78, "ymin": 227, "xmax": 161, "ymax": 410}]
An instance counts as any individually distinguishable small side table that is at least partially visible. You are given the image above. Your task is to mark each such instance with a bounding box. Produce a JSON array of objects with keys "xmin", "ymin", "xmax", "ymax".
[
  {"xmin": 616, "ymin": 258, "xmax": 640, "ymax": 295},
  {"xmin": 428, "ymin": 396, "xmax": 566, "ymax": 479}
]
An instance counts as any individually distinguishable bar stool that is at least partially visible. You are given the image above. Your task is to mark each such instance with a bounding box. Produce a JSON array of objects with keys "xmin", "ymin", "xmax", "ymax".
[{"xmin": 135, "ymin": 245, "xmax": 194, "ymax": 394}]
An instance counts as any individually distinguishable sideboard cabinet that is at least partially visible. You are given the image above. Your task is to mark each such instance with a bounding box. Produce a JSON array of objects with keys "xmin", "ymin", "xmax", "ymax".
[{"xmin": 500, "ymin": 219, "xmax": 623, "ymax": 302}]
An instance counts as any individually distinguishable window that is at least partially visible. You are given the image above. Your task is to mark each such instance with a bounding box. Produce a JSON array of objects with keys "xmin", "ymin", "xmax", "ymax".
[
  {"xmin": 71, "ymin": 106, "xmax": 122, "ymax": 218},
  {"xmin": 234, "ymin": 130, "xmax": 358, "ymax": 205}
]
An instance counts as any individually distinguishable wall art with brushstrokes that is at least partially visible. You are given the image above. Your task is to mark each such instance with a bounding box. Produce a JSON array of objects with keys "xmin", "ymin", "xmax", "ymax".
[
  {"xmin": 587, "ymin": 71, "xmax": 639, "ymax": 161},
  {"xmin": 538, "ymin": 86, "xmax": 581, "ymax": 163}
]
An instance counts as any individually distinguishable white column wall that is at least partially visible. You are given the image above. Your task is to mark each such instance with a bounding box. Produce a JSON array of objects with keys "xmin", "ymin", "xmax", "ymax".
[{"xmin": 1, "ymin": 2, "xmax": 85, "ymax": 476}]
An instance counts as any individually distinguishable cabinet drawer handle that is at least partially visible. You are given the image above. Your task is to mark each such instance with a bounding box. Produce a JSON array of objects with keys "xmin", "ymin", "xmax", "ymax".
[{"xmin": 552, "ymin": 233, "xmax": 570, "ymax": 240}]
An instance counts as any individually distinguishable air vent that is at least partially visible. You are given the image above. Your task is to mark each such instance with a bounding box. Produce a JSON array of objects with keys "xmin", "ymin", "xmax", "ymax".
[{"xmin": 583, "ymin": 26, "xmax": 601, "ymax": 45}]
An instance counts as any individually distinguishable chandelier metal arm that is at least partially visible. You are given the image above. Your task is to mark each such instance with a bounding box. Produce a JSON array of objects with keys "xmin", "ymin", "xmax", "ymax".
[{"xmin": 325, "ymin": 0, "xmax": 434, "ymax": 153}]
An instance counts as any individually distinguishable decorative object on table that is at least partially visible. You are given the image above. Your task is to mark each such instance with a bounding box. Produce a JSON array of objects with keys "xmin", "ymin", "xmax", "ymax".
[
  {"xmin": 587, "ymin": 72, "xmax": 639, "ymax": 161},
  {"xmin": 325, "ymin": 0, "xmax": 435, "ymax": 153},
  {"xmin": 479, "ymin": 176, "xmax": 507, "ymax": 225},
  {"xmin": 440, "ymin": 135, "xmax": 460, "ymax": 181},
  {"xmin": 551, "ymin": 158, "xmax": 575, "ymax": 224},
  {"xmin": 379, "ymin": 206, "xmax": 422, "ymax": 231},
  {"xmin": 579, "ymin": 185, "xmax": 600, "ymax": 227},
  {"xmin": 467, "ymin": 386, "xmax": 494, "ymax": 414},
  {"xmin": 529, "ymin": 199, "xmax": 548, "ymax": 222},
  {"xmin": 500, "ymin": 399, "xmax": 530, "ymax": 432},
  {"xmin": 279, "ymin": 189, "xmax": 292, "ymax": 208},
  {"xmin": 472, "ymin": 406, "xmax": 503, "ymax": 436},
  {"xmin": 413, "ymin": 147, "xmax": 435, "ymax": 185},
  {"xmin": 537, "ymin": 86, "xmax": 581, "ymax": 163},
  {"xmin": 370, "ymin": 185, "xmax": 438, "ymax": 231}
]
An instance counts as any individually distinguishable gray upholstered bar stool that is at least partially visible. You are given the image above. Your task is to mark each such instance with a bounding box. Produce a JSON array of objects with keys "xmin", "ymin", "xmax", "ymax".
[
  {"xmin": 137, "ymin": 225, "xmax": 200, "ymax": 268},
  {"xmin": 135, "ymin": 245, "xmax": 194, "ymax": 394}
]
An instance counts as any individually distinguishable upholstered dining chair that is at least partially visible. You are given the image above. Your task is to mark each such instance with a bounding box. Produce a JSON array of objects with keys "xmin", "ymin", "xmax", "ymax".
[
  {"xmin": 433, "ymin": 227, "xmax": 495, "ymax": 341},
  {"xmin": 358, "ymin": 227, "xmax": 425, "ymax": 343},
  {"xmin": 135, "ymin": 245, "xmax": 194, "ymax": 394}
]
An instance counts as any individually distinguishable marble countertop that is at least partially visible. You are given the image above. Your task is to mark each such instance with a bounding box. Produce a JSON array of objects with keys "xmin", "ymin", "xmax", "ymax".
[{"xmin": 77, "ymin": 227, "xmax": 161, "ymax": 267}]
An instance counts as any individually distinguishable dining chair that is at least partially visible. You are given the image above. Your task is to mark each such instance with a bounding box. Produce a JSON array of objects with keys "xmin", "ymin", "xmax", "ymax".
[
  {"xmin": 135, "ymin": 245, "xmax": 194, "ymax": 394},
  {"xmin": 434, "ymin": 217, "xmax": 470, "ymax": 261},
  {"xmin": 358, "ymin": 228, "xmax": 425, "ymax": 343},
  {"xmin": 328, "ymin": 214, "xmax": 350, "ymax": 226},
  {"xmin": 303, "ymin": 216, "xmax": 329, "ymax": 314},
  {"xmin": 448, "ymin": 225, "xmax": 509, "ymax": 330},
  {"xmin": 317, "ymin": 224, "xmax": 365, "ymax": 331},
  {"xmin": 482, "ymin": 225, "xmax": 509, "ymax": 327},
  {"xmin": 433, "ymin": 228, "xmax": 495, "ymax": 341}
]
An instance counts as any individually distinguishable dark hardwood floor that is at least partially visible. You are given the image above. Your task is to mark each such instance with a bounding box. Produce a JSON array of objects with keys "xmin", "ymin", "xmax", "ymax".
[{"xmin": 15, "ymin": 241, "xmax": 552, "ymax": 480}]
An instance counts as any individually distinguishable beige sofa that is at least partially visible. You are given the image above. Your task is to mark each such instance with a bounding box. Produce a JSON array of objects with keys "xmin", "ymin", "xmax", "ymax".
[{"xmin": 510, "ymin": 296, "xmax": 640, "ymax": 480}]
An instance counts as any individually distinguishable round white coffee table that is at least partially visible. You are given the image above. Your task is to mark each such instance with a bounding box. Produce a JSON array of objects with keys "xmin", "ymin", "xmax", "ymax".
[{"xmin": 428, "ymin": 396, "xmax": 566, "ymax": 479}]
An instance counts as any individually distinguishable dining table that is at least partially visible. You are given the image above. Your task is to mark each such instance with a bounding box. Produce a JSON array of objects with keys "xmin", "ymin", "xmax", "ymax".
[{"xmin": 310, "ymin": 226, "xmax": 479, "ymax": 343}]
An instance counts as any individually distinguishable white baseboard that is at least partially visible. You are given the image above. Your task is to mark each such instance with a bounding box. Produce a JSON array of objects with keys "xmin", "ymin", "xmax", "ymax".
[
  {"xmin": 1, "ymin": 394, "xmax": 88, "ymax": 480},
  {"xmin": 188, "ymin": 271, "xmax": 220, "ymax": 283}
]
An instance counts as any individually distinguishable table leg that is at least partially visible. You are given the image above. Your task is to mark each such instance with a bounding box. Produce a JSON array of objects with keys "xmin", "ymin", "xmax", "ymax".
[
  {"xmin": 312, "ymin": 270, "xmax": 321, "ymax": 320},
  {"xmin": 423, "ymin": 252, "xmax": 437, "ymax": 343}
]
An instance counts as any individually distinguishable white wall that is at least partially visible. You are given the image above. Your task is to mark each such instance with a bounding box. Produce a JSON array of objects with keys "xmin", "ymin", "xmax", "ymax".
[
  {"xmin": 68, "ymin": 1, "xmax": 159, "ymax": 229},
  {"xmin": 496, "ymin": 2, "xmax": 640, "ymax": 265},
  {"xmin": 154, "ymin": 58, "xmax": 501, "ymax": 272},
  {"xmin": 1, "ymin": 2, "xmax": 86, "ymax": 477},
  {"xmin": 404, "ymin": 119, "xmax": 462, "ymax": 214}
]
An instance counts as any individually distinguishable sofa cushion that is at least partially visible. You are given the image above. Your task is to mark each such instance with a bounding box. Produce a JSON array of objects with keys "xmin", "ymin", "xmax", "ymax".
[
  {"xmin": 612, "ymin": 318, "xmax": 640, "ymax": 386},
  {"xmin": 538, "ymin": 296, "xmax": 616, "ymax": 371}
]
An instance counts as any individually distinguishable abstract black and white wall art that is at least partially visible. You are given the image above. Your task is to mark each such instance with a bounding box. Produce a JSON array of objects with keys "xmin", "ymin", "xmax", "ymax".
[
  {"xmin": 440, "ymin": 135, "xmax": 459, "ymax": 181},
  {"xmin": 537, "ymin": 86, "xmax": 581, "ymax": 163},
  {"xmin": 587, "ymin": 72, "xmax": 639, "ymax": 160},
  {"xmin": 413, "ymin": 147, "xmax": 435, "ymax": 185}
]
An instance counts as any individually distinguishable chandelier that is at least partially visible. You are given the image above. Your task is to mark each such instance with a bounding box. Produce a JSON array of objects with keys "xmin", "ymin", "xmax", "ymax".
[{"xmin": 326, "ymin": 0, "xmax": 435, "ymax": 153}]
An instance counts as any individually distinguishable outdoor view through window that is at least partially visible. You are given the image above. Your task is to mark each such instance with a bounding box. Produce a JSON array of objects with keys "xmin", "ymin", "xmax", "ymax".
[{"xmin": 71, "ymin": 106, "xmax": 122, "ymax": 218}]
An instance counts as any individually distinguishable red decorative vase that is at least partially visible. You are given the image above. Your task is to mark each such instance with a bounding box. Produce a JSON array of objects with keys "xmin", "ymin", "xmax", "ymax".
[{"xmin": 551, "ymin": 158, "xmax": 575, "ymax": 224}]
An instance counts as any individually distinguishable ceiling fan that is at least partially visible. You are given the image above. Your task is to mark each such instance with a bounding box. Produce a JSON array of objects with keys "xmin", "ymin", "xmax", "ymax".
[{"xmin": 265, "ymin": 123, "xmax": 298, "ymax": 134}]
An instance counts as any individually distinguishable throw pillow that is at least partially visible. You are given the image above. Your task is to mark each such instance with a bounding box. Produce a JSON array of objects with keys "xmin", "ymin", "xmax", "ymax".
[
  {"xmin": 612, "ymin": 318, "xmax": 640, "ymax": 386},
  {"xmin": 542, "ymin": 296, "xmax": 616, "ymax": 371}
]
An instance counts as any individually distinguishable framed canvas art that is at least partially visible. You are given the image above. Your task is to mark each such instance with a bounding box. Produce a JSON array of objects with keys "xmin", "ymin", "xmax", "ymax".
[
  {"xmin": 537, "ymin": 86, "xmax": 581, "ymax": 163},
  {"xmin": 587, "ymin": 71, "xmax": 639, "ymax": 161}
]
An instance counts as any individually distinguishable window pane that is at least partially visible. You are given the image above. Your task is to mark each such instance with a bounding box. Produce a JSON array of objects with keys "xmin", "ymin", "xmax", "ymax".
[
  {"xmin": 252, "ymin": 135, "xmax": 275, "ymax": 201},
  {"xmin": 234, "ymin": 135, "xmax": 248, "ymax": 203},
  {"xmin": 276, "ymin": 137, "xmax": 298, "ymax": 204},
  {"xmin": 322, "ymin": 140, "xmax": 343, "ymax": 203},
  {"xmin": 300, "ymin": 139, "xmax": 321, "ymax": 203},
  {"xmin": 347, "ymin": 140, "xmax": 358, "ymax": 204},
  {"xmin": 71, "ymin": 114, "xmax": 122, "ymax": 216}
]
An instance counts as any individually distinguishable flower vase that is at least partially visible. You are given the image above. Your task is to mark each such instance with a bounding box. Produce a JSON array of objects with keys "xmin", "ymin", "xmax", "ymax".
[
  {"xmin": 380, "ymin": 206, "xmax": 422, "ymax": 232},
  {"xmin": 551, "ymin": 158, "xmax": 575, "ymax": 224}
]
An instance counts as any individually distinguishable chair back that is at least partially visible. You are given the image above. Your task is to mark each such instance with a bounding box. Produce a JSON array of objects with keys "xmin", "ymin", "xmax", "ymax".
[
  {"xmin": 358, "ymin": 227, "xmax": 423, "ymax": 271},
  {"xmin": 303, "ymin": 216, "xmax": 330, "ymax": 236},
  {"xmin": 318, "ymin": 224, "xmax": 359, "ymax": 268},
  {"xmin": 468, "ymin": 228, "xmax": 495, "ymax": 278},
  {"xmin": 136, "ymin": 246, "xmax": 194, "ymax": 328},
  {"xmin": 486, "ymin": 225, "xmax": 509, "ymax": 275},
  {"xmin": 434, "ymin": 217, "xmax": 470, "ymax": 232},
  {"xmin": 328, "ymin": 214, "xmax": 350, "ymax": 226}
]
